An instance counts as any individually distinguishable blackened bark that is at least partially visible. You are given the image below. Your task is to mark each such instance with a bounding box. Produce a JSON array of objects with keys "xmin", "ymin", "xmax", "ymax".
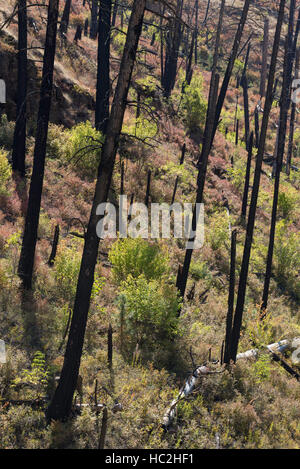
[
  {"xmin": 112, "ymin": 0, "xmax": 118, "ymax": 27},
  {"xmin": 95, "ymin": 0, "xmax": 112, "ymax": 134},
  {"xmin": 230, "ymin": 0, "xmax": 286, "ymax": 362},
  {"xmin": 145, "ymin": 170, "xmax": 151, "ymax": 207},
  {"xmin": 286, "ymin": 48, "xmax": 300, "ymax": 175},
  {"xmin": 90, "ymin": 0, "xmax": 98, "ymax": 39},
  {"xmin": 48, "ymin": 225, "xmax": 60, "ymax": 266},
  {"xmin": 241, "ymin": 131, "xmax": 253, "ymax": 220},
  {"xmin": 18, "ymin": 0, "xmax": 59, "ymax": 290},
  {"xmin": 12, "ymin": 0, "xmax": 27, "ymax": 176},
  {"xmin": 59, "ymin": 0, "xmax": 71, "ymax": 35},
  {"xmin": 262, "ymin": 0, "xmax": 296, "ymax": 313},
  {"xmin": 260, "ymin": 18, "xmax": 269, "ymax": 98},
  {"xmin": 46, "ymin": 0, "xmax": 147, "ymax": 422},
  {"xmin": 224, "ymin": 229, "xmax": 237, "ymax": 365}
]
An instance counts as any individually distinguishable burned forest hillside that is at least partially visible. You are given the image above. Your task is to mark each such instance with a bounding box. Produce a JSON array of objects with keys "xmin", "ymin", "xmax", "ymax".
[{"xmin": 0, "ymin": 0, "xmax": 300, "ymax": 450}]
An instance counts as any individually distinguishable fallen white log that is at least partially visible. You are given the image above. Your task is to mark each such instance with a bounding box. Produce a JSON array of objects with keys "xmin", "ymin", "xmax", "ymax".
[{"xmin": 163, "ymin": 337, "xmax": 300, "ymax": 429}]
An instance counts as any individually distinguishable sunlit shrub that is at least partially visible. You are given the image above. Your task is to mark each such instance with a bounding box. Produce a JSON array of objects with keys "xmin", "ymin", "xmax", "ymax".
[
  {"xmin": 0, "ymin": 115, "xmax": 14, "ymax": 149},
  {"xmin": 109, "ymin": 238, "xmax": 170, "ymax": 284},
  {"xmin": 0, "ymin": 148, "xmax": 12, "ymax": 195},
  {"xmin": 182, "ymin": 72, "xmax": 207, "ymax": 133},
  {"xmin": 62, "ymin": 121, "xmax": 103, "ymax": 178}
]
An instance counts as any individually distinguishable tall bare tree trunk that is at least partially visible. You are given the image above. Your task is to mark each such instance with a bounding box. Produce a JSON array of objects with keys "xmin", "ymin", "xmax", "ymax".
[
  {"xmin": 262, "ymin": 0, "xmax": 296, "ymax": 313},
  {"xmin": 95, "ymin": 0, "xmax": 112, "ymax": 134},
  {"xmin": 59, "ymin": 0, "xmax": 71, "ymax": 35},
  {"xmin": 260, "ymin": 18, "xmax": 269, "ymax": 98},
  {"xmin": 18, "ymin": 0, "xmax": 59, "ymax": 289},
  {"xmin": 46, "ymin": 0, "xmax": 147, "ymax": 422},
  {"xmin": 12, "ymin": 0, "xmax": 27, "ymax": 177},
  {"xmin": 90, "ymin": 0, "xmax": 98, "ymax": 39},
  {"xmin": 230, "ymin": 0, "xmax": 286, "ymax": 362}
]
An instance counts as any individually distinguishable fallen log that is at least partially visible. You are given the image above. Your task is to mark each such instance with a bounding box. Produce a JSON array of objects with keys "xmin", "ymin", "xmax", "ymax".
[{"xmin": 162, "ymin": 337, "xmax": 300, "ymax": 430}]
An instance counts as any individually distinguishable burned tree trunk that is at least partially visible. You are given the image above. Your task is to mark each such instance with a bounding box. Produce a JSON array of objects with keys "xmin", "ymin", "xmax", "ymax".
[
  {"xmin": 260, "ymin": 18, "xmax": 269, "ymax": 98},
  {"xmin": 90, "ymin": 0, "xmax": 98, "ymax": 39},
  {"xmin": 112, "ymin": 0, "xmax": 118, "ymax": 27},
  {"xmin": 230, "ymin": 0, "xmax": 286, "ymax": 362},
  {"xmin": 224, "ymin": 229, "xmax": 237, "ymax": 365},
  {"xmin": 241, "ymin": 132, "xmax": 253, "ymax": 220},
  {"xmin": 46, "ymin": 0, "xmax": 147, "ymax": 422},
  {"xmin": 59, "ymin": 0, "xmax": 71, "ymax": 36},
  {"xmin": 162, "ymin": 0, "xmax": 183, "ymax": 98},
  {"xmin": 12, "ymin": 0, "xmax": 27, "ymax": 177},
  {"xmin": 95, "ymin": 0, "xmax": 112, "ymax": 134},
  {"xmin": 48, "ymin": 225, "xmax": 60, "ymax": 267},
  {"xmin": 18, "ymin": 0, "xmax": 59, "ymax": 290},
  {"xmin": 262, "ymin": 0, "xmax": 296, "ymax": 314}
]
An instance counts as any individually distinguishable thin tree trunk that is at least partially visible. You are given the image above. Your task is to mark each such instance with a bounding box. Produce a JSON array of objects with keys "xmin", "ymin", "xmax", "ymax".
[
  {"xmin": 260, "ymin": 18, "xmax": 269, "ymax": 98},
  {"xmin": 48, "ymin": 225, "xmax": 60, "ymax": 266},
  {"xmin": 59, "ymin": 0, "xmax": 71, "ymax": 35},
  {"xmin": 95, "ymin": 0, "xmax": 112, "ymax": 134},
  {"xmin": 241, "ymin": 131, "xmax": 253, "ymax": 220},
  {"xmin": 18, "ymin": 0, "xmax": 59, "ymax": 290},
  {"xmin": 230, "ymin": 0, "xmax": 286, "ymax": 362},
  {"xmin": 46, "ymin": 0, "xmax": 147, "ymax": 422},
  {"xmin": 112, "ymin": 0, "xmax": 118, "ymax": 27},
  {"xmin": 194, "ymin": 0, "xmax": 198, "ymax": 64},
  {"xmin": 261, "ymin": 0, "xmax": 296, "ymax": 313},
  {"xmin": 287, "ymin": 50, "xmax": 300, "ymax": 175},
  {"xmin": 90, "ymin": 0, "xmax": 98, "ymax": 39},
  {"xmin": 12, "ymin": 0, "xmax": 27, "ymax": 177},
  {"xmin": 224, "ymin": 229, "xmax": 237, "ymax": 365}
]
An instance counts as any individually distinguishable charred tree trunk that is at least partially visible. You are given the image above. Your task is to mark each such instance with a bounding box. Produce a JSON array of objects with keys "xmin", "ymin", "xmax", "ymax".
[
  {"xmin": 46, "ymin": 0, "xmax": 147, "ymax": 422},
  {"xmin": 194, "ymin": 0, "xmax": 199, "ymax": 64},
  {"xmin": 18, "ymin": 0, "xmax": 59, "ymax": 290},
  {"xmin": 260, "ymin": 18, "xmax": 269, "ymax": 98},
  {"xmin": 230, "ymin": 0, "xmax": 286, "ymax": 362},
  {"xmin": 12, "ymin": 0, "xmax": 27, "ymax": 177},
  {"xmin": 112, "ymin": 0, "xmax": 118, "ymax": 27},
  {"xmin": 59, "ymin": 0, "xmax": 71, "ymax": 35},
  {"xmin": 48, "ymin": 225, "xmax": 60, "ymax": 267},
  {"xmin": 90, "ymin": 0, "xmax": 98, "ymax": 39},
  {"xmin": 95, "ymin": 0, "xmax": 112, "ymax": 134},
  {"xmin": 241, "ymin": 131, "xmax": 253, "ymax": 220},
  {"xmin": 262, "ymin": 0, "xmax": 296, "ymax": 313},
  {"xmin": 286, "ymin": 48, "xmax": 300, "ymax": 175},
  {"xmin": 162, "ymin": 0, "xmax": 183, "ymax": 98},
  {"xmin": 224, "ymin": 231, "xmax": 237, "ymax": 365}
]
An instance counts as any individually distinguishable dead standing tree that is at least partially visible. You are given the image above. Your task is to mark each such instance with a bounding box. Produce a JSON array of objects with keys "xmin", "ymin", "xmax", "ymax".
[
  {"xmin": 46, "ymin": 0, "xmax": 148, "ymax": 422},
  {"xmin": 18, "ymin": 0, "xmax": 60, "ymax": 289},
  {"xmin": 229, "ymin": 0, "xmax": 286, "ymax": 362},
  {"xmin": 12, "ymin": 0, "xmax": 28, "ymax": 176}
]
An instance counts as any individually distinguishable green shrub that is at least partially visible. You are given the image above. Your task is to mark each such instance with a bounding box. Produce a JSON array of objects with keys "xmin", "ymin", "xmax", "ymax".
[
  {"xmin": 274, "ymin": 221, "xmax": 300, "ymax": 283},
  {"xmin": 277, "ymin": 185, "xmax": 299, "ymax": 220},
  {"xmin": 109, "ymin": 238, "xmax": 169, "ymax": 284},
  {"xmin": 182, "ymin": 72, "xmax": 207, "ymax": 133},
  {"xmin": 207, "ymin": 210, "xmax": 230, "ymax": 251},
  {"xmin": 190, "ymin": 260, "xmax": 212, "ymax": 281},
  {"xmin": 0, "ymin": 148, "xmax": 12, "ymax": 195},
  {"xmin": 12, "ymin": 352, "xmax": 49, "ymax": 399},
  {"xmin": 119, "ymin": 275, "xmax": 181, "ymax": 358},
  {"xmin": 0, "ymin": 115, "xmax": 14, "ymax": 149},
  {"xmin": 62, "ymin": 121, "xmax": 103, "ymax": 178},
  {"xmin": 46, "ymin": 124, "xmax": 66, "ymax": 159}
]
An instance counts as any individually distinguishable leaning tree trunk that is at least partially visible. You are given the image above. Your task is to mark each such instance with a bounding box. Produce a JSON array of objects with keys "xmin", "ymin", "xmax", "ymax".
[
  {"xmin": 59, "ymin": 0, "xmax": 71, "ymax": 35},
  {"xmin": 18, "ymin": 0, "xmax": 59, "ymax": 290},
  {"xmin": 12, "ymin": 0, "xmax": 27, "ymax": 177},
  {"xmin": 46, "ymin": 0, "xmax": 147, "ymax": 422},
  {"xmin": 95, "ymin": 0, "xmax": 112, "ymax": 134},
  {"xmin": 261, "ymin": 0, "xmax": 296, "ymax": 313},
  {"xmin": 260, "ymin": 18, "xmax": 269, "ymax": 98},
  {"xmin": 229, "ymin": 0, "xmax": 286, "ymax": 363}
]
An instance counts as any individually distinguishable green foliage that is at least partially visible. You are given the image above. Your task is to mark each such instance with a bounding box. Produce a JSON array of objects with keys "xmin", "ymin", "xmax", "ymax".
[
  {"xmin": 274, "ymin": 221, "xmax": 300, "ymax": 283},
  {"xmin": 182, "ymin": 72, "xmax": 207, "ymax": 133},
  {"xmin": 62, "ymin": 121, "xmax": 103, "ymax": 178},
  {"xmin": 118, "ymin": 275, "xmax": 181, "ymax": 357},
  {"xmin": 0, "ymin": 148, "xmax": 11, "ymax": 195},
  {"xmin": 277, "ymin": 185, "xmax": 299, "ymax": 220},
  {"xmin": 190, "ymin": 259, "xmax": 212, "ymax": 281},
  {"xmin": 109, "ymin": 238, "xmax": 170, "ymax": 284},
  {"xmin": 46, "ymin": 124, "xmax": 66, "ymax": 159},
  {"xmin": 227, "ymin": 157, "xmax": 247, "ymax": 192},
  {"xmin": 0, "ymin": 115, "xmax": 14, "ymax": 149},
  {"xmin": 13, "ymin": 352, "xmax": 49, "ymax": 399},
  {"xmin": 207, "ymin": 210, "xmax": 230, "ymax": 251},
  {"xmin": 252, "ymin": 353, "xmax": 272, "ymax": 383}
]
